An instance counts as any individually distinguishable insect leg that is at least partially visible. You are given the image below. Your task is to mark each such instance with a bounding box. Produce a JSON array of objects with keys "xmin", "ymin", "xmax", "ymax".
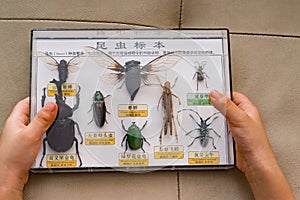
[
  {"xmin": 41, "ymin": 88, "xmax": 47, "ymax": 107},
  {"xmin": 87, "ymin": 103, "xmax": 93, "ymax": 113},
  {"xmin": 172, "ymin": 93, "xmax": 181, "ymax": 105},
  {"xmin": 188, "ymin": 136, "xmax": 201, "ymax": 147},
  {"xmin": 208, "ymin": 128, "xmax": 221, "ymax": 138},
  {"xmin": 121, "ymin": 135, "xmax": 128, "ymax": 147},
  {"xmin": 124, "ymin": 138, "xmax": 129, "ymax": 154},
  {"xmin": 72, "ymin": 85, "xmax": 81, "ymax": 111},
  {"xmin": 186, "ymin": 128, "xmax": 200, "ymax": 136},
  {"xmin": 171, "ymin": 77, "xmax": 179, "ymax": 89},
  {"xmin": 164, "ymin": 116, "xmax": 168, "ymax": 136},
  {"xmin": 142, "ymin": 136, "xmax": 150, "ymax": 146},
  {"xmin": 121, "ymin": 120, "xmax": 128, "ymax": 132},
  {"xmin": 88, "ymin": 118, "xmax": 94, "ymax": 125},
  {"xmin": 157, "ymin": 94, "xmax": 163, "ymax": 111},
  {"xmin": 140, "ymin": 121, "xmax": 148, "ymax": 131},
  {"xmin": 74, "ymin": 121, "xmax": 83, "ymax": 144},
  {"xmin": 104, "ymin": 94, "xmax": 112, "ymax": 99},
  {"xmin": 74, "ymin": 137, "xmax": 83, "ymax": 167},
  {"xmin": 39, "ymin": 138, "xmax": 47, "ymax": 167},
  {"xmin": 139, "ymin": 139, "xmax": 145, "ymax": 153},
  {"xmin": 193, "ymin": 72, "xmax": 197, "ymax": 80},
  {"xmin": 159, "ymin": 127, "xmax": 164, "ymax": 145},
  {"xmin": 206, "ymin": 136, "xmax": 217, "ymax": 149},
  {"xmin": 172, "ymin": 114, "xmax": 178, "ymax": 142}
]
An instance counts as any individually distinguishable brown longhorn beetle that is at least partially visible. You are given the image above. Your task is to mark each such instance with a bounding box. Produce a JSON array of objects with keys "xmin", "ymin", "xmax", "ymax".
[{"xmin": 157, "ymin": 77, "xmax": 181, "ymax": 144}]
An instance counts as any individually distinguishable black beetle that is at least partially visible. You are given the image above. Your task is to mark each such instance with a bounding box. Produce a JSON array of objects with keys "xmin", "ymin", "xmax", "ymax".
[
  {"xmin": 177, "ymin": 109, "xmax": 221, "ymax": 149},
  {"xmin": 39, "ymin": 80, "xmax": 83, "ymax": 167},
  {"xmin": 84, "ymin": 46, "xmax": 182, "ymax": 101},
  {"xmin": 121, "ymin": 120, "xmax": 150, "ymax": 153},
  {"xmin": 88, "ymin": 91, "xmax": 111, "ymax": 128}
]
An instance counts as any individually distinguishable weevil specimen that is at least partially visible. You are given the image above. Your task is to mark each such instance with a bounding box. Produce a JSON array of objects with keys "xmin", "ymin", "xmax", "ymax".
[
  {"xmin": 84, "ymin": 46, "xmax": 182, "ymax": 101},
  {"xmin": 177, "ymin": 109, "xmax": 221, "ymax": 149},
  {"xmin": 157, "ymin": 77, "xmax": 181, "ymax": 144},
  {"xmin": 121, "ymin": 120, "xmax": 150, "ymax": 153},
  {"xmin": 39, "ymin": 79, "xmax": 83, "ymax": 167},
  {"xmin": 88, "ymin": 91, "xmax": 111, "ymax": 128},
  {"xmin": 193, "ymin": 61, "xmax": 209, "ymax": 90}
]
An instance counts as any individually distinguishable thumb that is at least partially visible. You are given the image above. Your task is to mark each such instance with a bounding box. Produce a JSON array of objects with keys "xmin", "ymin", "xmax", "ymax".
[
  {"xmin": 209, "ymin": 90, "xmax": 248, "ymax": 125},
  {"xmin": 24, "ymin": 102, "xmax": 58, "ymax": 140}
]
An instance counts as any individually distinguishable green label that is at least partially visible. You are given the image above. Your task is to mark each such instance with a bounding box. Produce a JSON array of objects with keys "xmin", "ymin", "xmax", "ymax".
[{"xmin": 187, "ymin": 93, "xmax": 211, "ymax": 106}]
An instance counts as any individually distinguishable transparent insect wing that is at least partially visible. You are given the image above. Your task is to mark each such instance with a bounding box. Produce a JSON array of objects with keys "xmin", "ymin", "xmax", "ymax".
[
  {"xmin": 141, "ymin": 52, "xmax": 182, "ymax": 72},
  {"xmin": 84, "ymin": 46, "xmax": 125, "ymax": 73},
  {"xmin": 67, "ymin": 54, "xmax": 86, "ymax": 73},
  {"xmin": 36, "ymin": 51, "xmax": 59, "ymax": 71}
]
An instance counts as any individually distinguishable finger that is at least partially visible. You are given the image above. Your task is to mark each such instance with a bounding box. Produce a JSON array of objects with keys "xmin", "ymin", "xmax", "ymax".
[
  {"xmin": 23, "ymin": 102, "xmax": 57, "ymax": 141},
  {"xmin": 209, "ymin": 90, "xmax": 249, "ymax": 125},
  {"xmin": 232, "ymin": 92, "xmax": 260, "ymax": 120},
  {"xmin": 8, "ymin": 97, "xmax": 30, "ymax": 127}
]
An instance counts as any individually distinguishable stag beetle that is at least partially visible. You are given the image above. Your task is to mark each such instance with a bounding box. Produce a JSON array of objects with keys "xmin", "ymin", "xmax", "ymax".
[
  {"xmin": 88, "ymin": 91, "xmax": 111, "ymax": 128},
  {"xmin": 177, "ymin": 109, "xmax": 221, "ymax": 149},
  {"xmin": 121, "ymin": 120, "xmax": 150, "ymax": 153},
  {"xmin": 39, "ymin": 79, "xmax": 83, "ymax": 167}
]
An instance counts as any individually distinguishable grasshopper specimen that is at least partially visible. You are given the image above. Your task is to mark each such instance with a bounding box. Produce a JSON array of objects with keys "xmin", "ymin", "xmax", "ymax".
[{"xmin": 157, "ymin": 77, "xmax": 181, "ymax": 144}]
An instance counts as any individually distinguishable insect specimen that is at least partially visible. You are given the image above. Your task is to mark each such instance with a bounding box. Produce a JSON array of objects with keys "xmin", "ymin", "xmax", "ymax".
[
  {"xmin": 37, "ymin": 52, "xmax": 84, "ymax": 83},
  {"xmin": 39, "ymin": 79, "xmax": 83, "ymax": 167},
  {"xmin": 84, "ymin": 46, "xmax": 182, "ymax": 101},
  {"xmin": 157, "ymin": 77, "xmax": 181, "ymax": 144},
  {"xmin": 193, "ymin": 61, "xmax": 209, "ymax": 90},
  {"xmin": 177, "ymin": 109, "xmax": 221, "ymax": 149},
  {"xmin": 121, "ymin": 120, "xmax": 150, "ymax": 153},
  {"xmin": 88, "ymin": 91, "xmax": 111, "ymax": 128}
]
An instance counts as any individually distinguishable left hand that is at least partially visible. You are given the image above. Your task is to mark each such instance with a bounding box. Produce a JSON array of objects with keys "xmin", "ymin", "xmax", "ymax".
[{"xmin": 0, "ymin": 98, "xmax": 57, "ymax": 199}]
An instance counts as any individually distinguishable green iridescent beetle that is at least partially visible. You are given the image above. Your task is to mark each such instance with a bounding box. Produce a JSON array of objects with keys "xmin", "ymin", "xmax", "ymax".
[{"xmin": 121, "ymin": 120, "xmax": 150, "ymax": 153}]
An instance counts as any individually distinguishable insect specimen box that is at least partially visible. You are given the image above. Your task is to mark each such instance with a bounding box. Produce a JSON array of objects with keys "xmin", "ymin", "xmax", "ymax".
[{"xmin": 30, "ymin": 28, "xmax": 234, "ymax": 172}]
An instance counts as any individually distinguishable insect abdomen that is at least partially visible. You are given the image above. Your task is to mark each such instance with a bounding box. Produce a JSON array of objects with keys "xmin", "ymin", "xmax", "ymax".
[
  {"xmin": 93, "ymin": 102, "xmax": 106, "ymax": 127},
  {"xmin": 47, "ymin": 119, "xmax": 75, "ymax": 152}
]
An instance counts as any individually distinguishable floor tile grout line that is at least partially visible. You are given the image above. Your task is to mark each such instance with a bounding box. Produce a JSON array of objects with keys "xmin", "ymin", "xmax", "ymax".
[
  {"xmin": 177, "ymin": 171, "xmax": 181, "ymax": 200},
  {"xmin": 230, "ymin": 32, "xmax": 300, "ymax": 39},
  {"xmin": 178, "ymin": 0, "xmax": 184, "ymax": 29},
  {"xmin": 0, "ymin": 18, "xmax": 157, "ymax": 28}
]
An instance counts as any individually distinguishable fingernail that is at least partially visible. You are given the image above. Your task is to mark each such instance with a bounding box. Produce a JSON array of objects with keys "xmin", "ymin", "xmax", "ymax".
[
  {"xmin": 209, "ymin": 89, "xmax": 222, "ymax": 100},
  {"xmin": 44, "ymin": 102, "xmax": 56, "ymax": 112}
]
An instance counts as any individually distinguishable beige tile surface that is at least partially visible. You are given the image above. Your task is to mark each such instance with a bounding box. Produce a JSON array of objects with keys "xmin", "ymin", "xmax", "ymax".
[
  {"xmin": 0, "ymin": 1, "xmax": 300, "ymax": 199},
  {"xmin": 0, "ymin": 0, "xmax": 181, "ymax": 28},
  {"xmin": 181, "ymin": 0, "xmax": 300, "ymax": 36},
  {"xmin": 25, "ymin": 171, "xmax": 178, "ymax": 200}
]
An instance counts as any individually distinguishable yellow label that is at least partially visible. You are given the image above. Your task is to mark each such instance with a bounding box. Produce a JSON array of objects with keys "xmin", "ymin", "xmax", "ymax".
[
  {"xmin": 154, "ymin": 145, "xmax": 184, "ymax": 159},
  {"xmin": 118, "ymin": 104, "xmax": 148, "ymax": 117},
  {"xmin": 85, "ymin": 132, "xmax": 115, "ymax": 145},
  {"xmin": 119, "ymin": 153, "xmax": 149, "ymax": 166},
  {"xmin": 188, "ymin": 151, "xmax": 220, "ymax": 164},
  {"xmin": 46, "ymin": 154, "xmax": 77, "ymax": 168},
  {"xmin": 47, "ymin": 83, "xmax": 77, "ymax": 96}
]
